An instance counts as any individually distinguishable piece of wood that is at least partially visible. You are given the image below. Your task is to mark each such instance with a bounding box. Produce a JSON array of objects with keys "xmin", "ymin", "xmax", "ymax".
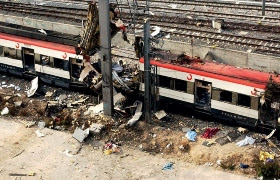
[
  {"xmin": 0, "ymin": 92, "xmax": 14, "ymax": 96},
  {"xmin": 267, "ymin": 139, "xmax": 280, "ymax": 153},
  {"xmin": 11, "ymin": 149, "xmax": 25, "ymax": 159}
]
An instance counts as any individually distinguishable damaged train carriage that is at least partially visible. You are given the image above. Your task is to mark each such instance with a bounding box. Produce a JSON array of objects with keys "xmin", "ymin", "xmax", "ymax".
[
  {"xmin": 0, "ymin": 32, "xmax": 85, "ymax": 89},
  {"xmin": 0, "ymin": 2, "xmax": 124, "ymax": 92},
  {"xmin": 139, "ymin": 55, "xmax": 280, "ymax": 130}
]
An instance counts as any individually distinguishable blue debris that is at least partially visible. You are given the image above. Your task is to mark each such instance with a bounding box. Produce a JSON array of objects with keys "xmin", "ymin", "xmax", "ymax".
[
  {"xmin": 162, "ymin": 162, "xmax": 174, "ymax": 170},
  {"xmin": 239, "ymin": 163, "xmax": 249, "ymax": 169},
  {"xmin": 266, "ymin": 158, "xmax": 274, "ymax": 163},
  {"xmin": 186, "ymin": 130, "xmax": 197, "ymax": 141}
]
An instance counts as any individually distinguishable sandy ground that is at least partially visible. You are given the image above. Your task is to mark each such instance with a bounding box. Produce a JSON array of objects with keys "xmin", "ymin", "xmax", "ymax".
[{"xmin": 0, "ymin": 118, "xmax": 252, "ymax": 180}]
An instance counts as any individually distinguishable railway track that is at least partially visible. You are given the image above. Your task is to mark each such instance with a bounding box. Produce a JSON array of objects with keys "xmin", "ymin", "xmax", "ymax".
[
  {"xmin": 121, "ymin": 13, "xmax": 280, "ymax": 33},
  {"xmin": 112, "ymin": 47, "xmax": 138, "ymax": 60},
  {"xmin": 126, "ymin": 5, "xmax": 280, "ymax": 23},
  {"xmin": 2, "ymin": 0, "xmax": 280, "ymax": 25},
  {"xmin": 1, "ymin": 0, "xmax": 280, "ymax": 56},
  {"xmin": 2, "ymin": 1, "xmax": 280, "ymax": 24},
  {"xmin": 136, "ymin": 0, "xmax": 280, "ymax": 13},
  {"xmin": 132, "ymin": 22, "xmax": 280, "ymax": 55},
  {"xmin": 5, "ymin": 0, "xmax": 274, "ymax": 35},
  {"xmin": 0, "ymin": 1, "xmax": 87, "ymax": 23}
]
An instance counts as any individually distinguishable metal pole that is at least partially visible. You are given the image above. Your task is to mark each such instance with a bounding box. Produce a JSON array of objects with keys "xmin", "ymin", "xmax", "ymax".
[
  {"xmin": 144, "ymin": 18, "xmax": 151, "ymax": 122},
  {"xmin": 262, "ymin": 0, "xmax": 266, "ymax": 16},
  {"xmin": 99, "ymin": 0, "xmax": 113, "ymax": 116}
]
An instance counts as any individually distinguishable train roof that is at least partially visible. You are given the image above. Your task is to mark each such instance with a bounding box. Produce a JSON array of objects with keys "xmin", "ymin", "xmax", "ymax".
[
  {"xmin": 0, "ymin": 22, "xmax": 79, "ymax": 47},
  {"xmin": 139, "ymin": 57, "xmax": 280, "ymax": 90},
  {"xmin": 0, "ymin": 32, "xmax": 76, "ymax": 54}
]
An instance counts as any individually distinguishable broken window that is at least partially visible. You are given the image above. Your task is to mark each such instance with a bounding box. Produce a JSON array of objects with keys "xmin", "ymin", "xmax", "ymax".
[
  {"xmin": 23, "ymin": 48, "xmax": 35, "ymax": 72},
  {"xmin": 71, "ymin": 64, "xmax": 82, "ymax": 79},
  {"xmin": 0, "ymin": 46, "xmax": 3, "ymax": 56},
  {"xmin": 63, "ymin": 60, "xmax": 69, "ymax": 71},
  {"xmin": 4, "ymin": 47, "xmax": 16, "ymax": 59},
  {"xmin": 76, "ymin": 59, "xmax": 83, "ymax": 64},
  {"xmin": 41, "ymin": 55, "xmax": 50, "ymax": 66},
  {"xmin": 220, "ymin": 90, "xmax": 232, "ymax": 103},
  {"xmin": 54, "ymin": 58, "xmax": 64, "ymax": 69},
  {"xmin": 175, "ymin": 79, "xmax": 187, "ymax": 92},
  {"xmin": 159, "ymin": 75, "xmax": 173, "ymax": 89},
  {"xmin": 16, "ymin": 49, "xmax": 22, "ymax": 60},
  {"xmin": 70, "ymin": 58, "xmax": 83, "ymax": 81},
  {"xmin": 196, "ymin": 87, "xmax": 210, "ymax": 105},
  {"xmin": 35, "ymin": 54, "xmax": 40, "ymax": 64},
  {"xmin": 238, "ymin": 94, "xmax": 251, "ymax": 108},
  {"xmin": 140, "ymin": 71, "xmax": 144, "ymax": 83},
  {"xmin": 4, "ymin": 47, "xmax": 21, "ymax": 60}
]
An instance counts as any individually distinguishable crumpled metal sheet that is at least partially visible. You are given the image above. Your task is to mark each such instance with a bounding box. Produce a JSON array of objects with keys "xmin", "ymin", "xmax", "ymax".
[
  {"xmin": 79, "ymin": 62, "xmax": 95, "ymax": 82},
  {"xmin": 127, "ymin": 101, "xmax": 143, "ymax": 126},
  {"xmin": 72, "ymin": 127, "xmax": 90, "ymax": 143},
  {"xmin": 27, "ymin": 77, "xmax": 38, "ymax": 97},
  {"xmin": 85, "ymin": 93, "xmax": 125, "ymax": 115},
  {"xmin": 112, "ymin": 70, "xmax": 131, "ymax": 91}
]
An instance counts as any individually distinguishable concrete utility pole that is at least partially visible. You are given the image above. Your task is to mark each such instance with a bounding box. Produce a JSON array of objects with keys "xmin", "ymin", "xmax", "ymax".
[
  {"xmin": 262, "ymin": 0, "xmax": 266, "ymax": 16},
  {"xmin": 99, "ymin": 0, "xmax": 113, "ymax": 116},
  {"xmin": 144, "ymin": 18, "xmax": 151, "ymax": 122}
]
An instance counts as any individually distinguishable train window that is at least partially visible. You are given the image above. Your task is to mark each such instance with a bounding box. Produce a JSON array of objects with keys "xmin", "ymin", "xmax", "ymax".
[
  {"xmin": 220, "ymin": 90, "xmax": 232, "ymax": 103},
  {"xmin": 0, "ymin": 46, "xmax": 3, "ymax": 56},
  {"xmin": 41, "ymin": 55, "xmax": 50, "ymax": 66},
  {"xmin": 140, "ymin": 71, "xmax": 144, "ymax": 83},
  {"xmin": 238, "ymin": 94, "xmax": 251, "ymax": 108},
  {"xmin": 187, "ymin": 82, "xmax": 194, "ymax": 94},
  {"xmin": 35, "ymin": 54, "xmax": 40, "ymax": 64},
  {"xmin": 16, "ymin": 50, "xmax": 22, "ymax": 60},
  {"xmin": 63, "ymin": 61, "xmax": 69, "ymax": 71},
  {"xmin": 71, "ymin": 64, "xmax": 82, "ymax": 80},
  {"xmin": 159, "ymin": 75, "xmax": 173, "ymax": 89},
  {"xmin": 76, "ymin": 59, "xmax": 83, "ymax": 63},
  {"xmin": 4, "ymin": 47, "xmax": 17, "ymax": 59},
  {"xmin": 54, "ymin": 58, "xmax": 64, "ymax": 69},
  {"xmin": 175, "ymin": 79, "xmax": 187, "ymax": 92}
]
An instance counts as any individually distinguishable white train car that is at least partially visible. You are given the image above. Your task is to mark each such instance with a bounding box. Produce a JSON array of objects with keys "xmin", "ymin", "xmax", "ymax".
[
  {"xmin": 0, "ymin": 32, "xmax": 84, "ymax": 88},
  {"xmin": 139, "ymin": 56, "xmax": 280, "ymax": 129}
]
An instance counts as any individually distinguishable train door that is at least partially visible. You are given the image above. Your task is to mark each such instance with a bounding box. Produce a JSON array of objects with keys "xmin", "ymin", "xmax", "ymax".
[
  {"xmin": 194, "ymin": 80, "xmax": 212, "ymax": 111},
  {"xmin": 70, "ymin": 57, "xmax": 83, "ymax": 82},
  {"xmin": 22, "ymin": 48, "xmax": 35, "ymax": 73}
]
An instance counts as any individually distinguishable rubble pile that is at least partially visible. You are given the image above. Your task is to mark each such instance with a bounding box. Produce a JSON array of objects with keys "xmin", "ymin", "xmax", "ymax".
[
  {"xmin": 77, "ymin": 59, "xmax": 139, "ymax": 94},
  {"xmin": 0, "ymin": 66, "xmax": 139, "ymax": 130}
]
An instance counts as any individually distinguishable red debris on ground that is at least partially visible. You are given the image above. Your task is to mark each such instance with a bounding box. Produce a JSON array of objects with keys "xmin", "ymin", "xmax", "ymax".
[{"xmin": 201, "ymin": 128, "xmax": 219, "ymax": 139}]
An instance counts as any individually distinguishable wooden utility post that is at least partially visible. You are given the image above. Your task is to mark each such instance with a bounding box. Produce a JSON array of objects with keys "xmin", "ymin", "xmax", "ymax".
[{"xmin": 99, "ymin": 0, "xmax": 113, "ymax": 116}]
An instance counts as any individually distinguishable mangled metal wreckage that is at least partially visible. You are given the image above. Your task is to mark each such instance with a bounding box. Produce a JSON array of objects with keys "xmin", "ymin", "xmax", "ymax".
[
  {"xmin": 75, "ymin": 2, "xmax": 132, "ymax": 94},
  {"xmin": 0, "ymin": 1, "xmax": 133, "ymax": 94}
]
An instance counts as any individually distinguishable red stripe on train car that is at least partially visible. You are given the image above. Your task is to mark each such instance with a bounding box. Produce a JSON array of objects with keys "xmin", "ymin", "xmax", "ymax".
[
  {"xmin": 139, "ymin": 58, "xmax": 279, "ymax": 90},
  {"xmin": 0, "ymin": 32, "xmax": 76, "ymax": 54}
]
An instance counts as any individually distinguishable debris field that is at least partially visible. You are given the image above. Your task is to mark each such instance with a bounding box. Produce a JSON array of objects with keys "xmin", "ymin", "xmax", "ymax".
[
  {"xmin": 0, "ymin": 73, "xmax": 279, "ymax": 178},
  {"xmin": 1, "ymin": 0, "xmax": 280, "ymax": 179}
]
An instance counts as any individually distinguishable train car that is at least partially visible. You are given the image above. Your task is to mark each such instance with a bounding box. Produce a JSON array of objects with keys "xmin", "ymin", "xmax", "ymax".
[
  {"xmin": 0, "ymin": 32, "xmax": 85, "ymax": 89},
  {"xmin": 139, "ymin": 54, "xmax": 280, "ymax": 130}
]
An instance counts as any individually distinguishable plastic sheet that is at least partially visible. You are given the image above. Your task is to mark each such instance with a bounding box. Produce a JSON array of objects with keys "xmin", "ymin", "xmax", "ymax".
[
  {"xmin": 236, "ymin": 136, "xmax": 255, "ymax": 146},
  {"xmin": 186, "ymin": 130, "xmax": 197, "ymax": 142}
]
